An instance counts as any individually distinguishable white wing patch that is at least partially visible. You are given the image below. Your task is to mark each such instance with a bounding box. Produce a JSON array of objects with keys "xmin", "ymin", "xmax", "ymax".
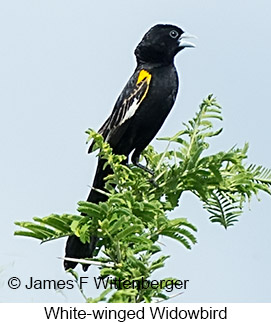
[
  {"xmin": 120, "ymin": 97, "xmax": 140, "ymax": 125},
  {"xmin": 119, "ymin": 69, "xmax": 152, "ymax": 126}
]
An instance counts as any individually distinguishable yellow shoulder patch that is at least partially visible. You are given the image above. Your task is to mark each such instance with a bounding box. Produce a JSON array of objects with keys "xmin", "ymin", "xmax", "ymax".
[
  {"xmin": 135, "ymin": 70, "xmax": 152, "ymax": 106},
  {"xmin": 137, "ymin": 69, "xmax": 152, "ymax": 85}
]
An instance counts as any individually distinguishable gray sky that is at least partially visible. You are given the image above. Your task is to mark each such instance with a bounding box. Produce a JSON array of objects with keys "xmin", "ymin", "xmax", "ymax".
[{"xmin": 1, "ymin": 0, "xmax": 271, "ymax": 302}]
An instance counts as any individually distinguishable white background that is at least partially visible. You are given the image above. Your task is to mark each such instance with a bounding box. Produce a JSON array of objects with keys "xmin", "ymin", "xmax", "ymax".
[{"xmin": 0, "ymin": 0, "xmax": 271, "ymax": 302}]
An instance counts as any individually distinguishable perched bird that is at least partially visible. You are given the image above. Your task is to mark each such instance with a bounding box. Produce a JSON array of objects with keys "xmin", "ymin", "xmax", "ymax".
[{"xmin": 64, "ymin": 24, "xmax": 195, "ymax": 271}]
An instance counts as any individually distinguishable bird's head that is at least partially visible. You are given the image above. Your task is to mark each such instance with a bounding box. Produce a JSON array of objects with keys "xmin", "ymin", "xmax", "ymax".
[{"xmin": 135, "ymin": 24, "xmax": 196, "ymax": 65}]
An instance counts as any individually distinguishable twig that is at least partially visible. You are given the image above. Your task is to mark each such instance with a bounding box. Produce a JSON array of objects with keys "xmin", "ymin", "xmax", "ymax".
[
  {"xmin": 154, "ymin": 292, "xmax": 184, "ymax": 303},
  {"xmin": 58, "ymin": 256, "xmax": 114, "ymax": 268}
]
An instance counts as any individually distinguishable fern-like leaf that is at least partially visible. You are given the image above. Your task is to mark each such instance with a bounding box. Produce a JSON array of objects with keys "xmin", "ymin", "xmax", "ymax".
[
  {"xmin": 203, "ymin": 190, "xmax": 242, "ymax": 229},
  {"xmin": 14, "ymin": 214, "xmax": 76, "ymax": 241},
  {"xmin": 247, "ymin": 164, "xmax": 271, "ymax": 186}
]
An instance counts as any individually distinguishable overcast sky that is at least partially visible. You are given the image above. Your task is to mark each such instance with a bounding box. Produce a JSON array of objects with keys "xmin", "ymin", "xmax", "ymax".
[{"xmin": 1, "ymin": 0, "xmax": 271, "ymax": 302}]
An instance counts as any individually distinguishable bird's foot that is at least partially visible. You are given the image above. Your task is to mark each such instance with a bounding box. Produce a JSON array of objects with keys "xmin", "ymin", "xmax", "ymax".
[
  {"xmin": 134, "ymin": 162, "xmax": 158, "ymax": 187},
  {"xmin": 134, "ymin": 162, "xmax": 154, "ymax": 176}
]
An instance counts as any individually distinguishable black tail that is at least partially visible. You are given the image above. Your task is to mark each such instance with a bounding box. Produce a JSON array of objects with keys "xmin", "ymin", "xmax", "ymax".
[{"xmin": 64, "ymin": 158, "xmax": 111, "ymax": 271}]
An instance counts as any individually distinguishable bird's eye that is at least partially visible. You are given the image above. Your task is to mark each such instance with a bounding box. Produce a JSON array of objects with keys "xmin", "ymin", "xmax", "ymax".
[{"xmin": 169, "ymin": 30, "xmax": 179, "ymax": 39}]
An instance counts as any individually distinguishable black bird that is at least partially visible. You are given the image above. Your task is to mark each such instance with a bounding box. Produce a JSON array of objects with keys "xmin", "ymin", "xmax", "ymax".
[{"xmin": 64, "ymin": 24, "xmax": 195, "ymax": 271}]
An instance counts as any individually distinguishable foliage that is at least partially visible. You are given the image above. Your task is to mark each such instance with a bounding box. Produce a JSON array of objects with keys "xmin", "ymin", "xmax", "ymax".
[{"xmin": 14, "ymin": 95, "xmax": 271, "ymax": 302}]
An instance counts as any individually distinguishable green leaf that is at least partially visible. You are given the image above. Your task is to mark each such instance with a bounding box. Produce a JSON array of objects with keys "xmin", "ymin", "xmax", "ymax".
[
  {"xmin": 204, "ymin": 191, "xmax": 243, "ymax": 229},
  {"xmin": 77, "ymin": 201, "xmax": 102, "ymax": 218},
  {"xmin": 115, "ymin": 225, "xmax": 143, "ymax": 240},
  {"xmin": 34, "ymin": 215, "xmax": 72, "ymax": 232},
  {"xmin": 14, "ymin": 230, "xmax": 46, "ymax": 240}
]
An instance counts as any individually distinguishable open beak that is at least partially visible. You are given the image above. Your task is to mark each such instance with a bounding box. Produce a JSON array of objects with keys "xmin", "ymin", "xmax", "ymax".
[{"xmin": 178, "ymin": 32, "xmax": 196, "ymax": 48}]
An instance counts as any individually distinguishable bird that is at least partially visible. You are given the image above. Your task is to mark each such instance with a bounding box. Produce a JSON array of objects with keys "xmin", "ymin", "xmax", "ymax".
[{"xmin": 64, "ymin": 24, "xmax": 195, "ymax": 271}]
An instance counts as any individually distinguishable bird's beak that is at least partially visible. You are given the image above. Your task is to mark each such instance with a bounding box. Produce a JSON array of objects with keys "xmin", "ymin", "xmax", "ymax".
[{"xmin": 178, "ymin": 32, "xmax": 196, "ymax": 48}]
